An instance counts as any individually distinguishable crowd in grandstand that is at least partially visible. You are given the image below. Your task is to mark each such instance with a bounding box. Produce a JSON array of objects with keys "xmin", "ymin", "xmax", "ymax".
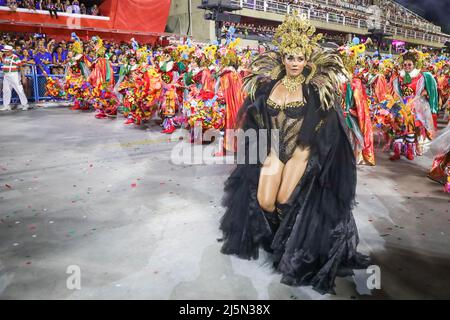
[
  {"xmin": 0, "ymin": 0, "xmax": 100, "ymax": 16},
  {"xmin": 242, "ymin": 0, "xmax": 444, "ymax": 39}
]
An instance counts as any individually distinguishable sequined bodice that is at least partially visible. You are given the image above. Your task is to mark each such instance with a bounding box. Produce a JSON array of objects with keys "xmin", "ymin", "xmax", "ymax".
[{"xmin": 266, "ymin": 98, "xmax": 307, "ymax": 163}]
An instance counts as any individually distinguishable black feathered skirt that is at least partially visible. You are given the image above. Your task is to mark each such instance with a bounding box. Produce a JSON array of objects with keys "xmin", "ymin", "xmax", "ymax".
[{"xmin": 219, "ymin": 105, "xmax": 371, "ymax": 295}]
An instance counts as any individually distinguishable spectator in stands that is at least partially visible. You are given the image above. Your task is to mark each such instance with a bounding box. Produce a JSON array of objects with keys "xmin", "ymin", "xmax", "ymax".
[
  {"xmin": 60, "ymin": 40, "xmax": 68, "ymax": 56},
  {"xmin": 19, "ymin": 48, "xmax": 35, "ymax": 98},
  {"xmin": 45, "ymin": 0, "xmax": 58, "ymax": 18},
  {"xmin": 35, "ymin": 0, "xmax": 43, "ymax": 10},
  {"xmin": 52, "ymin": 46, "xmax": 66, "ymax": 74},
  {"xmin": 23, "ymin": 0, "xmax": 35, "ymax": 10},
  {"xmin": 34, "ymin": 44, "xmax": 52, "ymax": 76},
  {"xmin": 7, "ymin": 0, "xmax": 18, "ymax": 11},
  {"xmin": 110, "ymin": 54, "xmax": 119, "ymax": 74},
  {"xmin": 55, "ymin": 0, "xmax": 63, "ymax": 12},
  {"xmin": 71, "ymin": 0, "xmax": 80, "ymax": 14},
  {"xmin": 90, "ymin": 4, "xmax": 98, "ymax": 15},
  {"xmin": 80, "ymin": 2, "xmax": 86, "ymax": 14},
  {"xmin": 65, "ymin": 0, "xmax": 72, "ymax": 13}
]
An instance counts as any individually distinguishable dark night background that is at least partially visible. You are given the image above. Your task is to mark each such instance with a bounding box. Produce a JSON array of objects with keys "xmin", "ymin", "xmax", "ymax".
[{"xmin": 395, "ymin": 0, "xmax": 450, "ymax": 33}]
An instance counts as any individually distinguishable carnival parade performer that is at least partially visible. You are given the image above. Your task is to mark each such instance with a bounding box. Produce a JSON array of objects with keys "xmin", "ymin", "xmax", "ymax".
[
  {"xmin": 65, "ymin": 34, "xmax": 91, "ymax": 111},
  {"xmin": 390, "ymin": 50, "xmax": 437, "ymax": 161},
  {"xmin": 219, "ymin": 12, "xmax": 370, "ymax": 295},
  {"xmin": 215, "ymin": 28, "xmax": 246, "ymax": 155},
  {"xmin": 158, "ymin": 50, "xmax": 180, "ymax": 134},
  {"xmin": 87, "ymin": 37, "xmax": 117, "ymax": 119},
  {"xmin": 428, "ymin": 123, "xmax": 450, "ymax": 193},
  {"xmin": 339, "ymin": 40, "xmax": 375, "ymax": 165}
]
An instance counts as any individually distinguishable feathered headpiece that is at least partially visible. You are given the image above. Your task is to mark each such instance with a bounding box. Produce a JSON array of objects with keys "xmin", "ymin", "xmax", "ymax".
[
  {"xmin": 338, "ymin": 37, "xmax": 372, "ymax": 75},
  {"xmin": 244, "ymin": 12, "xmax": 349, "ymax": 110},
  {"xmin": 272, "ymin": 11, "xmax": 322, "ymax": 59},
  {"xmin": 398, "ymin": 49, "xmax": 425, "ymax": 68},
  {"xmin": 70, "ymin": 32, "xmax": 83, "ymax": 55},
  {"xmin": 92, "ymin": 36, "xmax": 106, "ymax": 57}
]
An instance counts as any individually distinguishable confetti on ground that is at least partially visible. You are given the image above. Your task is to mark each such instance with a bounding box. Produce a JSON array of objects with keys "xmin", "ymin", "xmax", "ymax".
[
  {"xmin": 131, "ymin": 183, "xmax": 137, "ymax": 188},
  {"xmin": 5, "ymin": 184, "xmax": 12, "ymax": 189}
]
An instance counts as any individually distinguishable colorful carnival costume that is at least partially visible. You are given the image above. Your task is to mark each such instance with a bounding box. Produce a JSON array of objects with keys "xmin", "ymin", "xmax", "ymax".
[
  {"xmin": 339, "ymin": 39, "xmax": 375, "ymax": 165},
  {"xmin": 86, "ymin": 37, "xmax": 117, "ymax": 119},
  {"xmin": 390, "ymin": 50, "xmax": 437, "ymax": 161},
  {"xmin": 428, "ymin": 124, "xmax": 450, "ymax": 193},
  {"xmin": 220, "ymin": 13, "xmax": 370, "ymax": 295},
  {"xmin": 216, "ymin": 32, "xmax": 245, "ymax": 154},
  {"xmin": 65, "ymin": 36, "xmax": 91, "ymax": 111},
  {"xmin": 158, "ymin": 52, "xmax": 180, "ymax": 134}
]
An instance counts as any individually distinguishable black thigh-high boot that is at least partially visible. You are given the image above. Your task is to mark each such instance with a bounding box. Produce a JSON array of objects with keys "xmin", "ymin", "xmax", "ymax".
[
  {"xmin": 275, "ymin": 202, "xmax": 293, "ymax": 221},
  {"xmin": 262, "ymin": 209, "xmax": 280, "ymax": 232},
  {"xmin": 260, "ymin": 209, "xmax": 279, "ymax": 253}
]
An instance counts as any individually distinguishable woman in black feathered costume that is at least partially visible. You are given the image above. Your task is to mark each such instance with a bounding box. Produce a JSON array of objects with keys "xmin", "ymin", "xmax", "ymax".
[{"xmin": 219, "ymin": 12, "xmax": 371, "ymax": 295}]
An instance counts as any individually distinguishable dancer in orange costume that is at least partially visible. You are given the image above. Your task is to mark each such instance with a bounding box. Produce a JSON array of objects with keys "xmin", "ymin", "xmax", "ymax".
[
  {"xmin": 339, "ymin": 40, "xmax": 375, "ymax": 165},
  {"xmin": 215, "ymin": 35, "xmax": 246, "ymax": 156}
]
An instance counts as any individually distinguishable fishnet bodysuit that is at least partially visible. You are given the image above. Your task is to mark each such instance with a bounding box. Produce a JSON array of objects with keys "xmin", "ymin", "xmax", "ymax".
[{"xmin": 267, "ymin": 98, "xmax": 307, "ymax": 164}]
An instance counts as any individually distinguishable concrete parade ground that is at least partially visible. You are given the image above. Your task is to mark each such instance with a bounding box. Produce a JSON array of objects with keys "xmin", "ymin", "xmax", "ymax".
[{"xmin": 0, "ymin": 106, "xmax": 449, "ymax": 300}]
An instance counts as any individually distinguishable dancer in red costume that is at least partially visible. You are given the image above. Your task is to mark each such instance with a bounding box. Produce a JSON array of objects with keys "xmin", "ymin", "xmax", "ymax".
[
  {"xmin": 428, "ymin": 124, "xmax": 450, "ymax": 193},
  {"xmin": 65, "ymin": 34, "xmax": 90, "ymax": 111},
  {"xmin": 215, "ymin": 37, "xmax": 245, "ymax": 156},
  {"xmin": 339, "ymin": 40, "xmax": 375, "ymax": 165},
  {"xmin": 391, "ymin": 50, "xmax": 436, "ymax": 161},
  {"xmin": 87, "ymin": 37, "xmax": 116, "ymax": 119},
  {"xmin": 158, "ymin": 50, "xmax": 180, "ymax": 134}
]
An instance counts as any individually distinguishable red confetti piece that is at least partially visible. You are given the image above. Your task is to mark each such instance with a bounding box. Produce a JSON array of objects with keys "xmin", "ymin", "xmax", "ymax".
[
  {"xmin": 131, "ymin": 183, "xmax": 137, "ymax": 188},
  {"xmin": 5, "ymin": 184, "xmax": 11, "ymax": 189},
  {"xmin": 89, "ymin": 164, "xmax": 93, "ymax": 167},
  {"xmin": 28, "ymin": 225, "xmax": 36, "ymax": 230},
  {"xmin": 26, "ymin": 261, "xmax": 32, "ymax": 265}
]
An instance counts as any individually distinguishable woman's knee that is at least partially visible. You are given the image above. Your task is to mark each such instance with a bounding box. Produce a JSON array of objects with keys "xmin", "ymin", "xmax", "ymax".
[
  {"xmin": 257, "ymin": 192, "xmax": 276, "ymax": 212},
  {"xmin": 276, "ymin": 192, "xmax": 290, "ymax": 205}
]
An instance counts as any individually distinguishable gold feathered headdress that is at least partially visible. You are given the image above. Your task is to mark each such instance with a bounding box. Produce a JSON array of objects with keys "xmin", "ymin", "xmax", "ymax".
[
  {"xmin": 273, "ymin": 11, "xmax": 322, "ymax": 59},
  {"xmin": 244, "ymin": 12, "xmax": 349, "ymax": 110}
]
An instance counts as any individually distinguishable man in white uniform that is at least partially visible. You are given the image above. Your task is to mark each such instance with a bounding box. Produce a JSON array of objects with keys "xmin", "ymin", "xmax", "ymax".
[{"xmin": 0, "ymin": 45, "xmax": 29, "ymax": 111}]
